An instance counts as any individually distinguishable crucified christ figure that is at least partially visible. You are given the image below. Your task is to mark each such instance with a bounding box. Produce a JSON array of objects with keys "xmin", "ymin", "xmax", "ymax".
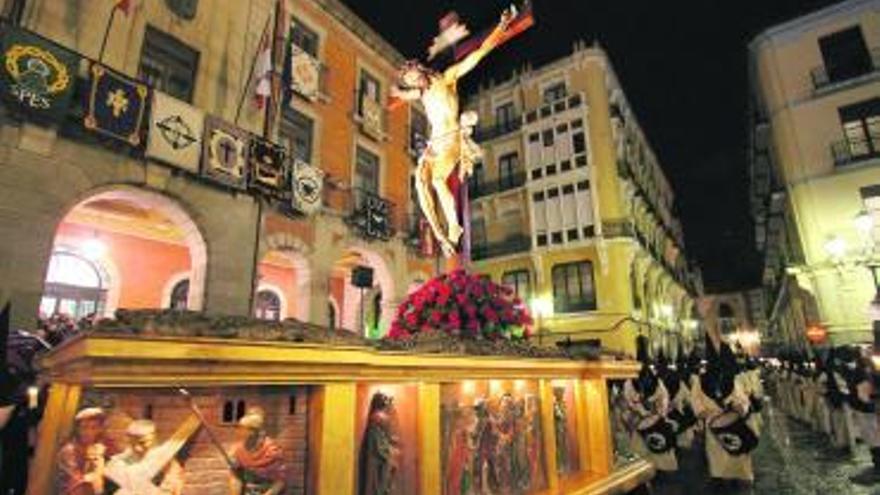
[{"xmin": 393, "ymin": 7, "xmax": 517, "ymax": 257}]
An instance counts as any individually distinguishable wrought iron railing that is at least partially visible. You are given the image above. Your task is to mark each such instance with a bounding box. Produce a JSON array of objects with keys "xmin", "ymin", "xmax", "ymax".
[
  {"xmin": 469, "ymin": 171, "xmax": 526, "ymax": 199},
  {"xmin": 472, "ymin": 234, "xmax": 531, "ymax": 260},
  {"xmin": 810, "ymin": 48, "xmax": 880, "ymax": 91},
  {"xmin": 474, "ymin": 117, "xmax": 522, "ymax": 142}
]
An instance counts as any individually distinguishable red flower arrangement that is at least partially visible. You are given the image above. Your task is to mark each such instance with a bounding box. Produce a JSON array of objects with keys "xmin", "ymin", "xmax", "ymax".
[{"xmin": 388, "ymin": 269, "xmax": 533, "ymax": 340}]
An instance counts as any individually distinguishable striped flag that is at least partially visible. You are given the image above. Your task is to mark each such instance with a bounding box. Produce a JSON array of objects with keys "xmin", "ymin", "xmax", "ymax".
[{"xmin": 254, "ymin": 21, "xmax": 273, "ymax": 109}]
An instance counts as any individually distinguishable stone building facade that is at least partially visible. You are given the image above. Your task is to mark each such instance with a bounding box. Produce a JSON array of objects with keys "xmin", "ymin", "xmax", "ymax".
[
  {"xmin": 0, "ymin": 0, "xmax": 434, "ymax": 335},
  {"xmin": 749, "ymin": 0, "xmax": 880, "ymax": 347},
  {"xmin": 464, "ymin": 42, "xmax": 703, "ymax": 356}
]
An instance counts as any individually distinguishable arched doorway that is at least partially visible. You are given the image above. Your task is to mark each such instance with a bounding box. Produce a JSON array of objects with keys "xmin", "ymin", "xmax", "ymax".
[
  {"xmin": 44, "ymin": 187, "xmax": 207, "ymax": 319},
  {"xmin": 254, "ymin": 287, "xmax": 284, "ymax": 321},
  {"xmin": 255, "ymin": 248, "xmax": 310, "ymax": 321},
  {"xmin": 329, "ymin": 247, "xmax": 395, "ymax": 337}
]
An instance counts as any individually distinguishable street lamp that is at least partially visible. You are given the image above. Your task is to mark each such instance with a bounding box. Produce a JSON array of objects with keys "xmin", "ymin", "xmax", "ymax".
[
  {"xmin": 530, "ymin": 295, "xmax": 554, "ymax": 344},
  {"xmin": 852, "ymin": 210, "xmax": 880, "ymax": 366}
]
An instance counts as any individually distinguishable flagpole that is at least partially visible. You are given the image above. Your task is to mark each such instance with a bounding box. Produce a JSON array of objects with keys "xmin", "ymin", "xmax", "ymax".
[
  {"xmin": 234, "ymin": 11, "xmax": 273, "ymax": 125},
  {"xmin": 98, "ymin": 4, "xmax": 119, "ymax": 63},
  {"xmin": 263, "ymin": 0, "xmax": 283, "ymax": 140}
]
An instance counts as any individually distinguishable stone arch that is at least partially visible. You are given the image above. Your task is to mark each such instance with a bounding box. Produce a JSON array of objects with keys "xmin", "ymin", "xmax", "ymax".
[
  {"xmin": 260, "ymin": 232, "xmax": 313, "ymax": 322},
  {"xmin": 256, "ymin": 281, "xmax": 288, "ymax": 320},
  {"xmin": 337, "ymin": 246, "xmax": 396, "ymax": 336},
  {"xmin": 50, "ymin": 185, "xmax": 208, "ymax": 312}
]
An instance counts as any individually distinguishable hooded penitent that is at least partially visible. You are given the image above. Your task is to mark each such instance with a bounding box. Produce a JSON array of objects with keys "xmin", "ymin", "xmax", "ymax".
[{"xmin": 634, "ymin": 335, "xmax": 658, "ymax": 398}]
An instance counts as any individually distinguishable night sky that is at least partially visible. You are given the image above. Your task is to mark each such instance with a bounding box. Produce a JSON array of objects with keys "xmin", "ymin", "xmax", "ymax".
[{"xmin": 340, "ymin": 0, "xmax": 844, "ymax": 292}]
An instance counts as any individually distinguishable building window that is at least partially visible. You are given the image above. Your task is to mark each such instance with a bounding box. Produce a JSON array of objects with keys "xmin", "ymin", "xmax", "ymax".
[
  {"xmin": 169, "ymin": 279, "xmax": 189, "ymax": 310},
  {"xmin": 838, "ymin": 98, "xmax": 880, "ymax": 162},
  {"xmin": 573, "ymin": 132, "xmax": 587, "ymax": 155},
  {"xmin": 221, "ymin": 399, "xmax": 247, "ymax": 424},
  {"xmin": 496, "ymin": 101, "xmax": 516, "ymax": 127},
  {"xmin": 498, "ymin": 153, "xmax": 520, "ymax": 189},
  {"xmin": 292, "ymin": 18, "xmax": 320, "ymax": 57},
  {"xmin": 502, "ymin": 270, "xmax": 531, "ymax": 299},
  {"xmin": 355, "ymin": 146, "xmax": 380, "ymax": 195},
  {"xmin": 284, "ymin": 108, "xmax": 314, "ymax": 164},
  {"xmin": 358, "ymin": 69, "xmax": 381, "ymax": 115},
  {"xmin": 41, "ymin": 251, "xmax": 107, "ymax": 319},
  {"xmin": 470, "ymin": 162, "xmax": 486, "ymax": 193},
  {"xmin": 138, "ymin": 26, "xmax": 199, "ymax": 102},
  {"xmin": 818, "ymin": 26, "xmax": 872, "ymax": 85},
  {"xmin": 543, "ymin": 82, "xmax": 567, "ymax": 103},
  {"xmin": 255, "ymin": 289, "xmax": 282, "ymax": 321},
  {"xmin": 328, "ymin": 301, "xmax": 337, "ymax": 330},
  {"xmin": 552, "ymin": 261, "xmax": 597, "ymax": 313},
  {"xmin": 542, "ymin": 129, "xmax": 554, "ymax": 147},
  {"xmin": 472, "ymin": 217, "xmax": 487, "ymax": 247},
  {"xmin": 630, "ymin": 269, "xmax": 641, "ymax": 310}
]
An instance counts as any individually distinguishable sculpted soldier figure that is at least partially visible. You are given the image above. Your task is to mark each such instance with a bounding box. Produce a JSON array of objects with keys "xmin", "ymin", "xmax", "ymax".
[
  {"xmin": 392, "ymin": 7, "xmax": 517, "ymax": 257},
  {"xmin": 229, "ymin": 407, "xmax": 286, "ymax": 495}
]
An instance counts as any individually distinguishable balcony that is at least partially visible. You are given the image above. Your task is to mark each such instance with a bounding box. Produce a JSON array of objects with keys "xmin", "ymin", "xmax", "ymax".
[
  {"xmin": 472, "ymin": 234, "xmax": 532, "ymax": 261},
  {"xmin": 831, "ymin": 138, "xmax": 880, "ymax": 167},
  {"xmin": 468, "ymin": 171, "xmax": 526, "ymax": 199},
  {"xmin": 344, "ymin": 188, "xmax": 396, "ymax": 241},
  {"xmin": 473, "ymin": 117, "xmax": 522, "ymax": 142},
  {"xmin": 810, "ymin": 48, "xmax": 880, "ymax": 92}
]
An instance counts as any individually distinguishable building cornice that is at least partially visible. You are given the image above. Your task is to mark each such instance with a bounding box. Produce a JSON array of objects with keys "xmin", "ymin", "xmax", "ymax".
[
  {"xmin": 313, "ymin": 0, "xmax": 406, "ymax": 67},
  {"xmin": 750, "ymin": 0, "xmax": 880, "ymax": 49}
]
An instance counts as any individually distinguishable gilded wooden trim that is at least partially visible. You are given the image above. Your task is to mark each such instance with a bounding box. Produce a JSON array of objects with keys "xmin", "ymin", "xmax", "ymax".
[
  {"xmin": 315, "ymin": 383, "xmax": 356, "ymax": 495},
  {"xmin": 539, "ymin": 379, "xmax": 560, "ymax": 491},
  {"xmin": 27, "ymin": 383, "xmax": 81, "ymax": 495},
  {"xmin": 418, "ymin": 382, "xmax": 441, "ymax": 495},
  {"xmin": 573, "ymin": 380, "xmax": 592, "ymax": 473},
  {"xmin": 584, "ymin": 379, "xmax": 613, "ymax": 476},
  {"xmin": 38, "ymin": 335, "xmax": 639, "ymax": 387}
]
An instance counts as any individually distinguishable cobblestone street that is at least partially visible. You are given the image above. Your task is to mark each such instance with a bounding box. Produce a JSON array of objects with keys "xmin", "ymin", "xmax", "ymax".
[{"xmin": 654, "ymin": 405, "xmax": 879, "ymax": 495}]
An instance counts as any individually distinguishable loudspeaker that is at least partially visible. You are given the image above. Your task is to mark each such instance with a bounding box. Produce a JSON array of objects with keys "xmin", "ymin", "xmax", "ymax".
[{"xmin": 351, "ymin": 265, "xmax": 374, "ymax": 288}]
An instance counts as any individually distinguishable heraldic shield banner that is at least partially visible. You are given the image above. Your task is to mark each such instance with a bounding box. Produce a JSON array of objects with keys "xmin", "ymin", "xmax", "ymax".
[
  {"xmin": 0, "ymin": 27, "xmax": 78, "ymax": 122},
  {"xmin": 147, "ymin": 91, "xmax": 205, "ymax": 173},
  {"xmin": 84, "ymin": 63, "xmax": 149, "ymax": 146},
  {"xmin": 201, "ymin": 115, "xmax": 249, "ymax": 190}
]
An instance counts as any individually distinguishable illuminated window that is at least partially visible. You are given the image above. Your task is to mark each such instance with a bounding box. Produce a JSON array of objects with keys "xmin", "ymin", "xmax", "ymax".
[
  {"xmin": 41, "ymin": 251, "xmax": 107, "ymax": 319},
  {"xmin": 255, "ymin": 289, "xmax": 282, "ymax": 321}
]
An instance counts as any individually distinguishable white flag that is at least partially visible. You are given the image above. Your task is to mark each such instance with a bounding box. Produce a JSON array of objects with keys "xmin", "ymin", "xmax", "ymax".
[{"xmin": 254, "ymin": 26, "xmax": 272, "ymax": 109}]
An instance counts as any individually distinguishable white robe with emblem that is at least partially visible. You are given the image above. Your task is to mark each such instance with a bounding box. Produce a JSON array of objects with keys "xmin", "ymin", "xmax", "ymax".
[
  {"xmin": 623, "ymin": 379, "xmax": 678, "ymax": 472},
  {"xmin": 691, "ymin": 378, "xmax": 754, "ymax": 481}
]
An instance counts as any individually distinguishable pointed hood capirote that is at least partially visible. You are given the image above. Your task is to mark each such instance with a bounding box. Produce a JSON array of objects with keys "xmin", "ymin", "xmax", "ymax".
[{"xmin": 634, "ymin": 335, "xmax": 658, "ymax": 397}]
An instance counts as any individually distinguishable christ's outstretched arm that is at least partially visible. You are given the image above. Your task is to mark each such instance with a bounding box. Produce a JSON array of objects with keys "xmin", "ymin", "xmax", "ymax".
[{"xmin": 443, "ymin": 7, "xmax": 515, "ymax": 83}]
